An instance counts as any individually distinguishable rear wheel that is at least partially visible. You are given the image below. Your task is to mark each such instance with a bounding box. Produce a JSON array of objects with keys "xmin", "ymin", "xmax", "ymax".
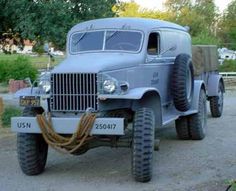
[
  {"xmin": 210, "ymin": 81, "xmax": 224, "ymax": 117},
  {"xmin": 17, "ymin": 107, "xmax": 48, "ymax": 175},
  {"xmin": 132, "ymin": 108, "xmax": 154, "ymax": 182},
  {"xmin": 175, "ymin": 116, "xmax": 191, "ymax": 140},
  {"xmin": 188, "ymin": 89, "xmax": 207, "ymax": 140}
]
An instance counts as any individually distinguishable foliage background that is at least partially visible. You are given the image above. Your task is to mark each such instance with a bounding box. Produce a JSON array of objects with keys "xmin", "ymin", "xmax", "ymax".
[
  {"xmin": 0, "ymin": 56, "xmax": 37, "ymax": 83},
  {"xmin": 0, "ymin": 0, "xmax": 236, "ymax": 71},
  {"xmin": 1, "ymin": 0, "xmax": 236, "ymax": 50},
  {"xmin": 114, "ymin": 0, "xmax": 236, "ymax": 49},
  {"xmin": 0, "ymin": 0, "xmax": 116, "ymax": 50}
]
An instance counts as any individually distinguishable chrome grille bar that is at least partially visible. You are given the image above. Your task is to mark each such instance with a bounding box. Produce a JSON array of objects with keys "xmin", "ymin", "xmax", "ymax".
[{"xmin": 51, "ymin": 73, "xmax": 98, "ymax": 112}]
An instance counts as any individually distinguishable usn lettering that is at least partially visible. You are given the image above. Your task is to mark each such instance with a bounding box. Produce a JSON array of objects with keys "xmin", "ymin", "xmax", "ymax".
[{"xmin": 17, "ymin": 122, "xmax": 31, "ymax": 129}]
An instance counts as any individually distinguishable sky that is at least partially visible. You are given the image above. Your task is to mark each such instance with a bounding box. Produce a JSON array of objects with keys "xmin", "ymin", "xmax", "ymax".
[{"xmin": 121, "ymin": 0, "xmax": 232, "ymax": 12}]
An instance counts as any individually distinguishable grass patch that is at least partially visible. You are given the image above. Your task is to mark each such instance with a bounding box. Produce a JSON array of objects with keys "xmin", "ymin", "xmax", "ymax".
[
  {"xmin": 2, "ymin": 106, "xmax": 22, "ymax": 127},
  {"xmin": 29, "ymin": 55, "xmax": 64, "ymax": 69},
  {"xmin": 226, "ymin": 180, "xmax": 236, "ymax": 191},
  {"xmin": 0, "ymin": 83, "xmax": 8, "ymax": 93},
  {"xmin": 0, "ymin": 53, "xmax": 64, "ymax": 70},
  {"xmin": 219, "ymin": 60, "xmax": 236, "ymax": 72}
]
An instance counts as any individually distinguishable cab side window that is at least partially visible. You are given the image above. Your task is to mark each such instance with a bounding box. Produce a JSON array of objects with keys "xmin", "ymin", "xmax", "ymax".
[{"xmin": 147, "ymin": 32, "xmax": 160, "ymax": 55}]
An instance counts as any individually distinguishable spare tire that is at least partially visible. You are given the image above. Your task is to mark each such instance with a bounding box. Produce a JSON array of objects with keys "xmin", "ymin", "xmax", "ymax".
[{"xmin": 171, "ymin": 54, "xmax": 194, "ymax": 112}]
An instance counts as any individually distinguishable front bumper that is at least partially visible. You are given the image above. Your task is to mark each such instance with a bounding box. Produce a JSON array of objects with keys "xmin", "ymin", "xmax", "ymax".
[{"xmin": 11, "ymin": 117, "xmax": 124, "ymax": 135}]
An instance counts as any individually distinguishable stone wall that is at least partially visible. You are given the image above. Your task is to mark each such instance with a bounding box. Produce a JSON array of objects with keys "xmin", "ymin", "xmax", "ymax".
[{"xmin": 8, "ymin": 80, "xmax": 28, "ymax": 93}]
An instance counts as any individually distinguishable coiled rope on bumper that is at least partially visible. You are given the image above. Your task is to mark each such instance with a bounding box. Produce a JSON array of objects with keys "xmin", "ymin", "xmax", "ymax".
[{"xmin": 36, "ymin": 113, "xmax": 96, "ymax": 154}]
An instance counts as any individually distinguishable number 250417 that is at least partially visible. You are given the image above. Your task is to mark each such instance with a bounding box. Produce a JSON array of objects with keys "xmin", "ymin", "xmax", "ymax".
[{"xmin": 95, "ymin": 124, "xmax": 116, "ymax": 130}]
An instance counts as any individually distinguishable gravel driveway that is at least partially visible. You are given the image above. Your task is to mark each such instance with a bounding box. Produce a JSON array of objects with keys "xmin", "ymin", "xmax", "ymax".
[{"xmin": 0, "ymin": 91, "xmax": 236, "ymax": 191}]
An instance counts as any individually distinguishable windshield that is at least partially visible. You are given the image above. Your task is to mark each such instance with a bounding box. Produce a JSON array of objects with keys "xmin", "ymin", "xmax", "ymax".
[
  {"xmin": 71, "ymin": 31, "xmax": 104, "ymax": 52},
  {"xmin": 70, "ymin": 30, "xmax": 142, "ymax": 53}
]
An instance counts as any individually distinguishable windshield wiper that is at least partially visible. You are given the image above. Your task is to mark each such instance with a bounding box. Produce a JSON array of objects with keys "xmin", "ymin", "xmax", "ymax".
[
  {"xmin": 73, "ymin": 32, "xmax": 87, "ymax": 45},
  {"xmin": 106, "ymin": 31, "xmax": 120, "ymax": 43}
]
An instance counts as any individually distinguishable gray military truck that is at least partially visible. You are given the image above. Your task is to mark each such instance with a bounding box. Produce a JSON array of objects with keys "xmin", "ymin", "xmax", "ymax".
[{"xmin": 11, "ymin": 18, "xmax": 224, "ymax": 182}]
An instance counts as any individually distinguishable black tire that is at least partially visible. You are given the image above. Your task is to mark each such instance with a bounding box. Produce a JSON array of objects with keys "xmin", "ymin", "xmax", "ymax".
[
  {"xmin": 22, "ymin": 107, "xmax": 44, "ymax": 116},
  {"xmin": 210, "ymin": 81, "xmax": 224, "ymax": 118},
  {"xmin": 175, "ymin": 116, "xmax": 191, "ymax": 140},
  {"xmin": 132, "ymin": 108, "xmax": 154, "ymax": 182},
  {"xmin": 17, "ymin": 107, "xmax": 48, "ymax": 175},
  {"xmin": 172, "ymin": 54, "xmax": 194, "ymax": 112},
  {"xmin": 100, "ymin": 109, "xmax": 131, "ymax": 128},
  {"xmin": 188, "ymin": 89, "xmax": 207, "ymax": 140}
]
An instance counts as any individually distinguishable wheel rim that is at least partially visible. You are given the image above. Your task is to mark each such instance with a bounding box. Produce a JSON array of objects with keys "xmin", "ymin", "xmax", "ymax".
[
  {"xmin": 186, "ymin": 67, "xmax": 192, "ymax": 100},
  {"xmin": 201, "ymin": 95, "xmax": 207, "ymax": 135},
  {"xmin": 217, "ymin": 86, "xmax": 224, "ymax": 113}
]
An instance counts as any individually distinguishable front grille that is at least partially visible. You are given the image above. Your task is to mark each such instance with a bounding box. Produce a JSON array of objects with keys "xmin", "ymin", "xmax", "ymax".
[{"xmin": 50, "ymin": 73, "xmax": 98, "ymax": 112}]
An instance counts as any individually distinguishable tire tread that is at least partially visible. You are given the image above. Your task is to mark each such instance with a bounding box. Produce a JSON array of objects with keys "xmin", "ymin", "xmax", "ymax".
[
  {"xmin": 17, "ymin": 107, "xmax": 48, "ymax": 175},
  {"xmin": 132, "ymin": 108, "xmax": 154, "ymax": 182},
  {"xmin": 172, "ymin": 54, "xmax": 194, "ymax": 111}
]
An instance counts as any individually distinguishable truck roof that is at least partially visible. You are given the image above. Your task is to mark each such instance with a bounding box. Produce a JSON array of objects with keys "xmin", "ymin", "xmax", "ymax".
[{"xmin": 69, "ymin": 17, "xmax": 188, "ymax": 33}]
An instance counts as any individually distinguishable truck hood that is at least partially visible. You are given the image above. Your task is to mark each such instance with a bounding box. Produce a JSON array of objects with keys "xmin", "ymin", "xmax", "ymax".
[{"xmin": 52, "ymin": 53, "xmax": 143, "ymax": 73}]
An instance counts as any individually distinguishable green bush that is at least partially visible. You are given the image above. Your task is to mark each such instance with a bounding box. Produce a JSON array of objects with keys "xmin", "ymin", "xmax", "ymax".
[
  {"xmin": 0, "ymin": 56, "xmax": 38, "ymax": 83},
  {"xmin": 219, "ymin": 60, "xmax": 236, "ymax": 72},
  {"xmin": 2, "ymin": 106, "xmax": 22, "ymax": 127},
  {"xmin": 192, "ymin": 31, "xmax": 220, "ymax": 45},
  {"xmin": 0, "ymin": 60, "xmax": 8, "ymax": 82}
]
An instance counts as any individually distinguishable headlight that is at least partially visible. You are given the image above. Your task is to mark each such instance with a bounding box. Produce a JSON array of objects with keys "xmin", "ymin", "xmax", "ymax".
[
  {"xmin": 103, "ymin": 79, "xmax": 116, "ymax": 93},
  {"xmin": 39, "ymin": 80, "xmax": 51, "ymax": 93},
  {"xmin": 38, "ymin": 71, "xmax": 51, "ymax": 93}
]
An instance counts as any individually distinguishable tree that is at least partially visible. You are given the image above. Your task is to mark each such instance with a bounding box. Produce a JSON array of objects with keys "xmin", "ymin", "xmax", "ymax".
[
  {"xmin": 0, "ymin": 0, "xmax": 116, "ymax": 51},
  {"xmin": 15, "ymin": 0, "xmax": 75, "ymax": 50},
  {"xmin": 164, "ymin": 0, "xmax": 192, "ymax": 12},
  {"xmin": 70, "ymin": 0, "xmax": 116, "ymax": 20},
  {"xmin": 113, "ymin": 1, "xmax": 140, "ymax": 17},
  {"xmin": 114, "ymin": 1, "xmax": 220, "ymax": 45},
  {"xmin": 164, "ymin": 0, "xmax": 220, "ymax": 44},
  {"xmin": 0, "ymin": 0, "xmax": 25, "ymax": 53},
  {"xmin": 114, "ymin": 1, "xmax": 172, "ymax": 20},
  {"xmin": 218, "ymin": 0, "xmax": 236, "ymax": 49},
  {"xmin": 194, "ymin": 0, "xmax": 218, "ymax": 31}
]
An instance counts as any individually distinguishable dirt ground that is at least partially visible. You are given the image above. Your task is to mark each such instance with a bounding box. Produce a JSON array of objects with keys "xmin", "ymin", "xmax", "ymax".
[{"xmin": 0, "ymin": 91, "xmax": 236, "ymax": 191}]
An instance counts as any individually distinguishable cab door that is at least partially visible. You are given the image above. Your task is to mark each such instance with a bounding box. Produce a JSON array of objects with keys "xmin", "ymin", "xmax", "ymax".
[{"xmin": 143, "ymin": 31, "xmax": 174, "ymax": 105}]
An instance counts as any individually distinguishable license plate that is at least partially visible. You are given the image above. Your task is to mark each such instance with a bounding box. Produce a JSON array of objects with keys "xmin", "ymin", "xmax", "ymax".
[{"xmin": 19, "ymin": 96, "xmax": 40, "ymax": 107}]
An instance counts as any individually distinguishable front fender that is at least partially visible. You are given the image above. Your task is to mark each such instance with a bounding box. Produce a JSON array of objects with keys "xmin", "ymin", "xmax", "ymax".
[
  {"xmin": 207, "ymin": 74, "xmax": 225, "ymax": 97},
  {"xmin": 14, "ymin": 87, "xmax": 44, "ymax": 98},
  {"xmin": 98, "ymin": 87, "xmax": 160, "ymax": 100},
  {"xmin": 99, "ymin": 88, "xmax": 162, "ymax": 128}
]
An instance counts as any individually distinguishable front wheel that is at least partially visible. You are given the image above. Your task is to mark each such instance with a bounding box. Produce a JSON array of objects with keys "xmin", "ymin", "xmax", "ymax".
[
  {"xmin": 17, "ymin": 133, "xmax": 48, "ymax": 175},
  {"xmin": 17, "ymin": 107, "xmax": 48, "ymax": 175},
  {"xmin": 132, "ymin": 108, "xmax": 155, "ymax": 182}
]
